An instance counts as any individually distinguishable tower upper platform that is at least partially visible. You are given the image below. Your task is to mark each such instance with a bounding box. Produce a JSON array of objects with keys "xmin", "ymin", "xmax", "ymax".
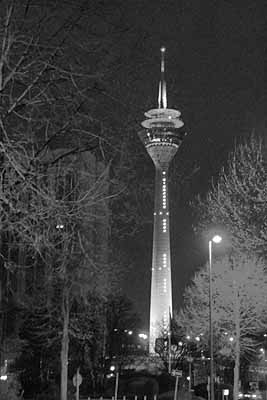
[{"xmin": 139, "ymin": 47, "xmax": 186, "ymax": 166}]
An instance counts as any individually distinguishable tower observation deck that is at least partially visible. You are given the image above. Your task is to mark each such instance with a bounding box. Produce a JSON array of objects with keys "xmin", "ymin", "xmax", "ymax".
[{"xmin": 138, "ymin": 47, "xmax": 186, "ymax": 353}]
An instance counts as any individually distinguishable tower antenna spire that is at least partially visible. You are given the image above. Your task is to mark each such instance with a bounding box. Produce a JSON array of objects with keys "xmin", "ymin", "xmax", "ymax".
[{"xmin": 158, "ymin": 46, "xmax": 167, "ymax": 109}]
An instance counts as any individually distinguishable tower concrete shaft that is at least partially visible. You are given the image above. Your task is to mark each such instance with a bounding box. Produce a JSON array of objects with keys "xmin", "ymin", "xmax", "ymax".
[{"xmin": 138, "ymin": 47, "xmax": 186, "ymax": 353}]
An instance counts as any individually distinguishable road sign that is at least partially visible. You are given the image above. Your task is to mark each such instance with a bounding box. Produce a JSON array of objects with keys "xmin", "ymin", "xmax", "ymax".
[
  {"xmin": 73, "ymin": 371, "xmax": 82, "ymax": 387},
  {"xmin": 171, "ymin": 369, "xmax": 182, "ymax": 377}
]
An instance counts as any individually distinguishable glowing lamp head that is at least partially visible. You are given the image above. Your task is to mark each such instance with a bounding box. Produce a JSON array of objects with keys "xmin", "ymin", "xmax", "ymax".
[{"xmin": 212, "ymin": 235, "xmax": 222, "ymax": 244}]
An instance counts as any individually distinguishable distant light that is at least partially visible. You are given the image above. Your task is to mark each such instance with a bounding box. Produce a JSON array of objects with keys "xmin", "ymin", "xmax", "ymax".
[
  {"xmin": 229, "ymin": 336, "xmax": 234, "ymax": 342},
  {"xmin": 0, "ymin": 375, "xmax": 7, "ymax": 381},
  {"xmin": 187, "ymin": 376, "xmax": 190, "ymax": 381},
  {"xmin": 264, "ymin": 334, "xmax": 267, "ymax": 337},
  {"xmin": 56, "ymin": 224, "xmax": 64, "ymax": 230},
  {"xmin": 107, "ymin": 373, "xmax": 114, "ymax": 379},
  {"xmin": 186, "ymin": 335, "xmax": 191, "ymax": 340},
  {"xmin": 260, "ymin": 348, "xmax": 265, "ymax": 353},
  {"xmin": 110, "ymin": 365, "xmax": 115, "ymax": 371},
  {"xmin": 114, "ymin": 328, "xmax": 118, "ymax": 332},
  {"xmin": 124, "ymin": 329, "xmax": 128, "ymax": 333},
  {"xmin": 178, "ymin": 341, "xmax": 183, "ymax": 346},
  {"xmin": 128, "ymin": 330, "xmax": 133, "ymax": 335},
  {"xmin": 212, "ymin": 235, "xmax": 222, "ymax": 244},
  {"xmin": 195, "ymin": 336, "xmax": 200, "ymax": 342},
  {"xmin": 224, "ymin": 332, "xmax": 228, "ymax": 335},
  {"xmin": 138, "ymin": 333, "xmax": 148, "ymax": 340}
]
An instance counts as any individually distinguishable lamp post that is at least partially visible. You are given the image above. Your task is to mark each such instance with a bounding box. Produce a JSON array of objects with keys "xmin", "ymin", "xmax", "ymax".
[{"xmin": 208, "ymin": 235, "xmax": 222, "ymax": 400}]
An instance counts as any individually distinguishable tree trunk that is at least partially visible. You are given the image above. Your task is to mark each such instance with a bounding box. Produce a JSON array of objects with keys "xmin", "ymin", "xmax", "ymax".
[
  {"xmin": 60, "ymin": 288, "xmax": 70, "ymax": 400},
  {"xmin": 233, "ymin": 279, "xmax": 240, "ymax": 400}
]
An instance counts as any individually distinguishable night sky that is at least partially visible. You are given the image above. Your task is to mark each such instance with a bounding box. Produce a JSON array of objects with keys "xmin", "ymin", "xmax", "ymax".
[{"xmin": 104, "ymin": 0, "xmax": 267, "ymax": 328}]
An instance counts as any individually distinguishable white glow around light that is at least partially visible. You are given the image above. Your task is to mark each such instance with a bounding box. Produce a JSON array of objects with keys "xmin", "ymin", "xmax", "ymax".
[
  {"xmin": 138, "ymin": 333, "xmax": 148, "ymax": 340},
  {"xmin": 0, "ymin": 375, "xmax": 7, "ymax": 381},
  {"xmin": 212, "ymin": 235, "xmax": 222, "ymax": 244},
  {"xmin": 56, "ymin": 224, "xmax": 64, "ymax": 230}
]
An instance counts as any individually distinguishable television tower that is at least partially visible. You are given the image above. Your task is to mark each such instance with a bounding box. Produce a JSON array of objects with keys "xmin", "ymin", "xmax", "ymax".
[{"xmin": 138, "ymin": 47, "xmax": 186, "ymax": 353}]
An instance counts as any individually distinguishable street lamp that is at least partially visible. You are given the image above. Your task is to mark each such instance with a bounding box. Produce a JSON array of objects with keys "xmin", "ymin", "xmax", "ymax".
[{"xmin": 208, "ymin": 235, "xmax": 222, "ymax": 400}]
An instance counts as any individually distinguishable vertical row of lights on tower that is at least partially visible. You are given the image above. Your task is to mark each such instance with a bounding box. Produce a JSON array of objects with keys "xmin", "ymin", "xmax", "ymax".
[
  {"xmin": 162, "ymin": 173, "xmax": 167, "ymax": 209},
  {"xmin": 162, "ymin": 253, "xmax": 167, "ymax": 268},
  {"xmin": 163, "ymin": 310, "xmax": 168, "ymax": 332},
  {"xmin": 163, "ymin": 278, "xmax": 167, "ymax": 293}
]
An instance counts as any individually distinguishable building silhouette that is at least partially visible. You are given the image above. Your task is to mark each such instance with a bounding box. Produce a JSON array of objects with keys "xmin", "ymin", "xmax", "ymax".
[{"xmin": 138, "ymin": 47, "xmax": 186, "ymax": 353}]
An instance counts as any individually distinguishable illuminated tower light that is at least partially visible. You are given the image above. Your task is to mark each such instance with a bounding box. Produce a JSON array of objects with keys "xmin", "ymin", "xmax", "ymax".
[{"xmin": 138, "ymin": 47, "xmax": 186, "ymax": 353}]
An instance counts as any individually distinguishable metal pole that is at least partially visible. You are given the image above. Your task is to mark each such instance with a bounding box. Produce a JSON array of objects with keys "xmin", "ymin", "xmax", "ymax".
[
  {"xmin": 114, "ymin": 372, "xmax": 119, "ymax": 400},
  {"xmin": 168, "ymin": 307, "xmax": 172, "ymax": 374},
  {"xmin": 174, "ymin": 376, "xmax": 179, "ymax": 400},
  {"xmin": 168, "ymin": 331, "xmax": 171, "ymax": 374},
  {"xmin": 76, "ymin": 367, "xmax": 80, "ymax": 400},
  {"xmin": 189, "ymin": 361, "xmax": 192, "ymax": 392},
  {"xmin": 209, "ymin": 240, "xmax": 214, "ymax": 400}
]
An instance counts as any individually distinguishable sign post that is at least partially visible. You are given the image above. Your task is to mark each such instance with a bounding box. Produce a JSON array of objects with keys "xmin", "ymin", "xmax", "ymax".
[
  {"xmin": 73, "ymin": 367, "xmax": 82, "ymax": 400},
  {"xmin": 171, "ymin": 370, "xmax": 182, "ymax": 400},
  {"xmin": 114, "ymin": 372, "xmax": 119, "ymax": 400},
  {"xmin": 222, "ymin": 388, "xmax": 229, "ymax": 400},
  {"xmin": 174, "ymin": 376, "xmax": 179, "ymax": 400}
]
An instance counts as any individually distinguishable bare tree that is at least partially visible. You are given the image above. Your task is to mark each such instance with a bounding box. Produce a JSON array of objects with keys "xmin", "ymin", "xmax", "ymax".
[
  {"xmin": 176, "ymin": 254, "xmax": 267, "ymax": 400},
  {"xmin": 195, "ymin": 135, "xmax": 267, "ymax": 257},
  {"xmin": 0, "ymin": 2, "xmax": 119, "ymax": 399}
]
